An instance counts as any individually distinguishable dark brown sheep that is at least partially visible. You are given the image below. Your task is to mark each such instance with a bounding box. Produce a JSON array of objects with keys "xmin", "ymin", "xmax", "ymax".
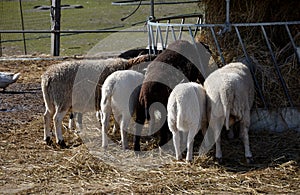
[{"xmin": 134, "ymin": 40, "xmax": 211, "ymax": 151}]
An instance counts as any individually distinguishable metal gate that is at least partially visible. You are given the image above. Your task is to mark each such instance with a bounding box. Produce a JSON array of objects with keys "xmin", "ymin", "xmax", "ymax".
[{"xmin": 146, "ymin": 7, "xmax": 300, "ymax": 109}]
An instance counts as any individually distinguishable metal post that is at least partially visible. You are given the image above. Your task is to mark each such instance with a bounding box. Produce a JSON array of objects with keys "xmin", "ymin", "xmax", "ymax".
[
  {"xmin": 210, "ymin": 26, "xmax": 226, "ymax": 65},
  {"xmin": 261, "ymin": 25, "xmax": 294, "ymax": 107},
  {"xmin": 0, "ymin": 0, "xmax": 2, "ymax": 56},
  {"xmin": 285, "ymin": 24, "xmax": 300, "ymax": 64},
  {"xmin": 0, "ymin": 33, "xmax": 2, "ymax": 56},
  {"xmin": 234, "ymin": 26, "xmax": 268, "ymax": 108},
  {"xmin": 50, "ymin": 0, "xmax": 61, "ymax": 56},
  {"xmin": 193, "ymin": 16, "xmax": 202, "ymax": 37},
  {"xmin": 19, "ymin": 0, "xmax": 27, "ymax": 55},
  {"xmin": 225, "ymin": 0, "xmax": 230, "ymax": 26},
  {"xmin": 178, "ymin": 18, "xmax": 185, "ymax": 40},
  {"xmin": 164, "ymin": 20, "xmax": 170, "ymax": 48},
  {"xmin": 221, "ymin": 0, "xmax": 231, "ymax": 33},
  {"xmin": 149, "ymin": 0, "xmax": 155, "ymax": 21}
]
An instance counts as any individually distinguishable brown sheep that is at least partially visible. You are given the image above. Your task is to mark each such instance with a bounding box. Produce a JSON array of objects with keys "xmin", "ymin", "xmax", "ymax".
[
  {"xmin": 134, "ymin": 40, "xmax": 211, "ymax": 151},
  {"xmin": 41, "ymin": 55, "xmax": 155, "ymax": 148}
]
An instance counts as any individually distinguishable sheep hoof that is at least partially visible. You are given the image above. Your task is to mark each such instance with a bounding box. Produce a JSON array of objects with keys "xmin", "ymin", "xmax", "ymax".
[
  {"xmin": 45, "ymin": 137, "xmax": 52, "ymax": 145},
  {"xmin": 74, "ymin": 130, "xmax": 81, "ymax": 134},
  {"xmin": 134, "ymin": 145, "xmax": 141, "ymax": 152},
  {"xmin": 185, "ymin": 159, "xmax": 192, "ymax": 163},
  {"xmin": 122, "ymin": 146, "xmax": 129, "ymax": 151},
  {"xmin": 246, "ymin": 157, "xmax": 254, "ymax": 164},
  {"xmin": 215, "ymin": 157, "xmax": 224, "ymax": 165},
  {"xmin": 134, "ymin": 151, "xmax": 142, "ymax": 157},
  {"xmin": 227, "ymin": 130, "xmax": 234, "ymax": 139},
  {"xmin": 58, "ymin": 140, "xmax": 67, "ymax": 149}
]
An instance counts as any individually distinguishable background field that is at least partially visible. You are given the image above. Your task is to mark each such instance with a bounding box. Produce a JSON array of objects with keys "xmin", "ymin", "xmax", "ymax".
[{"xmin": 0, "ymin": 0, "xmax": 199, "ymax": 56}]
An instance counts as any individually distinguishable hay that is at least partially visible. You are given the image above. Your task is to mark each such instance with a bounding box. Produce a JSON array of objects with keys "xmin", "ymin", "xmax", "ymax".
[
  {"xmin": 200, "ymin": 0, "xmax": 300, "ymax": 23},
  {"xmin": 197, "ymin": 0, "xmax": 300, "ymax": 107},
  {"xmin": 1, "ymin": 118, "xmax": 299, "ymax": 193}
]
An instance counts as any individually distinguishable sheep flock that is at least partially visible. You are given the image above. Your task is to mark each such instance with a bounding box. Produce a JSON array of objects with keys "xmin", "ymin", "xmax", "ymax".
[{"xmin": 41, "ymin": 39, "xmax": 255, "ymax": 164}]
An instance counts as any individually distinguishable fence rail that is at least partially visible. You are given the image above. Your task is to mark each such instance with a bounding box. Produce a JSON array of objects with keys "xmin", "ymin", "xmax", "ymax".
[{"xmin": 111, "ymin": 0, "xmax": 199, "ymax": 6}]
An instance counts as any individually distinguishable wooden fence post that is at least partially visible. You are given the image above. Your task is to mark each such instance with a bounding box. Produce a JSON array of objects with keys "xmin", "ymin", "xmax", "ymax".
[
  {"xmin": 50, "ymin": 0, "xmax": 61, "ymax": 56},
  {"xmin": 150, "ymin": 0, "xmax": 155, "ymax": 21},
  {"xmin": 0, "ymin": 33, "xmax": 2, "ymax": 57}
]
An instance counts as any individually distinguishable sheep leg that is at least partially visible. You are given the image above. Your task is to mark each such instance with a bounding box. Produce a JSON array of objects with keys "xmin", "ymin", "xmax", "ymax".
[
  {"xmin": 53, "ymin": 109, "xmax": 67, "ymax": 148},
  {"xmin": 159, "ymin": 121, "xmax": 170, "ymax": 148},
  {"xmin": 181, "ymin": 131, "xmax": 188, "ymax": 154},
  {"xmin": 120, "ymin": 118, "xmax": 129, "ymax": 150},
  {"xmin": 112, "ymin": 122, "xmax": 119, "ymax": 135},
  {"xmin": 148, "ymin": 116, "xmax": 155, "ymax": 136},
  {"xmin": 96, "ymin": 110, "xmax": 101, "ymax": 122},
  {"xmin": 209, "ymin": 117, "xmax": 224, "ymax": 163},
  {"xmin": 43, "ymin": 110, "xmax": 53, "ymax": 145},
  {"xmin": 168, "ymin": 112, "xmax": 181, "ymax": 160},
  {"xmin": 227, "ymin": 129, "xmax": 234, "ymax": 139},
  {"xmin": 134, "ymin": 106, "xmax": 146, "ymax": 151},
  {"xmin": 134, "ymin": 124, "xmax": 142, "ymax": 151},
  {"xmin": 68, "ymin": 112, "xmax": 82, "ymax": 132},
  {"xmin": 75, "ymin": 112, "xmax": 83, "ymax": 133},
  {"xmin": 149, "ymin": 109, "xmax": 162, "ymax": 136},
  {"xmin": 215, "ymin": 135, "xmax": 222, "ymax": 163},
  {"xmin": 172, "ymin": 131, "xmax": 182, "ymax": 160},
  {"xmin": 186, "ymin": 130, "xmax": 197, "ymax": 162},
  {"xmin": 112, "ymin": 115, "xmax": 120, "ymax": 135},
  {"xmin": 101, "ymin": 109, "xmax": 111, "ymax": 149},
  {"xmin": 240, "ymin": 120, "xmax": 253, "ymax": 163},
  {"xmin": 68, "ymin": 112, "xmax": 75, "ymax": 130}
]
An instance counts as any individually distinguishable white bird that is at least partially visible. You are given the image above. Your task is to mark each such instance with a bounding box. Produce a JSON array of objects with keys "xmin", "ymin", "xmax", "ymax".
[{"xmin": 0, "ymin": 72, "xmax": 20, "ymax": 90}]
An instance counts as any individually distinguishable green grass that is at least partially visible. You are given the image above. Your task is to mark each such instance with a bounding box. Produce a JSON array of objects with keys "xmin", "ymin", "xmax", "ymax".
[{"xmin": 1, "ymin": 0, "xmax": 200, "ymax": 56}]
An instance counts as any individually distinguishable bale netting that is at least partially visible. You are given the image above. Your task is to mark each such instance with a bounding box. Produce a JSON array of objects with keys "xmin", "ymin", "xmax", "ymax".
[{"xmin": 197, "ymin": 0, "xmax": 300, "ymax": 108}]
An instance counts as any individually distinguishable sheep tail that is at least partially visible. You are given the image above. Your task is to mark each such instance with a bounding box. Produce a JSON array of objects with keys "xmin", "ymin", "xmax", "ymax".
[
  {"xmin": 167, "ymin": 96, "xmax": 178, "ymax": 131},
  {"xmin": 221, "ymin": 88, "xmax": 233, "ymax": 131},
  {"xmin": 176, "ymin": 100, "xmax": 185, "ymax": 130},
  {"xmin": 41, "ymin": 76, "xmax": 52, "ymax": 112},
  {"xmin": 101, "ymin": 80, "xmax": 115, "ymax": 107},
  {"xmin": 224, "ymin": 104, "xmax": 230, "ymax": 130}
]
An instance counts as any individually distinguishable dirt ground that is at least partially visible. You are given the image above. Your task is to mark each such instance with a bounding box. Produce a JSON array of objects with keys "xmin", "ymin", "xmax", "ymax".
[{"xmin": 0, "ymin": 58, "xmax": 299, "ymax": 194}]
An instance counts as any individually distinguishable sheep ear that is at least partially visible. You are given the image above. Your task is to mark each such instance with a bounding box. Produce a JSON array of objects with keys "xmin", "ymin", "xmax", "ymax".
[
  {"xmin": 199, "ymin": 42, "xmax": 212, "ymax": 55},
  {"xmin": 238, "ymin": 57, "xmax": 257, "ymax": 74},
  {"xmin": 142, "ymin": 68, "xmax": 147, "ymax": 74}
]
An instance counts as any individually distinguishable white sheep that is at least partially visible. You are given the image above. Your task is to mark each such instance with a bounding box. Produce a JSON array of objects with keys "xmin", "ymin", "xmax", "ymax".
[
  {"xmin": 41, "ymin": 55, "xmax": 154, "ymax": 148},
  {"xmin": 167, "ymin": 82, "xmax": 207, "ymax": 161},
  {"xmin": 101, "ymin": 70, "xmax": 144, "ymax": 150},
  {"xmin": 203, "ymin": 62, "xmax": 254, "ymax": 163}
]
